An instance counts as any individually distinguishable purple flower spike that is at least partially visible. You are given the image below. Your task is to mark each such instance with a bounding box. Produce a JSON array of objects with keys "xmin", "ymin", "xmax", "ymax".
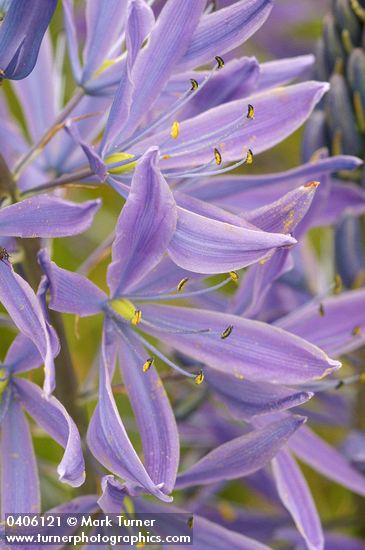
[{"xmin": 0, "ymin": 0, "xmax": 57, "ymax": 80}]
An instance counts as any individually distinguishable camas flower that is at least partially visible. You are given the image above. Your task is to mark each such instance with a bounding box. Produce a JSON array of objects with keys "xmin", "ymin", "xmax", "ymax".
[
  {"xmin": 0, "ymin": 190, "xmax": 100, "ymax": 395},
  {"xmin": 37, "ymin": 147, "xmax": 342, "ymax": 505},
  {"xmin": 0, "ymin": 333, "xmax": 85, "ymax": 518},
  {"xmin": 0, "ymin": 0, "xmax": 57, "ymax": 80},
  {"xmin": 2, "ymin": 0, "xmax": 331, "ymax": 201}
]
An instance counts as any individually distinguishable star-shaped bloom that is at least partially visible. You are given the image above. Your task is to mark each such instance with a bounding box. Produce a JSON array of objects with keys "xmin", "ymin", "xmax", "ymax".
[{"xmin": 38, "ymin": 147, "xmax": 341, "ymax": 503}]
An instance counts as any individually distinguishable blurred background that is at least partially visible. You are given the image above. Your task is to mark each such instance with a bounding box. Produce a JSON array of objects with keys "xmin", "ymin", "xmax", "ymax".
[{"xmin": 2, "ymin": 1, "xmax": 365, "ymax": 546}]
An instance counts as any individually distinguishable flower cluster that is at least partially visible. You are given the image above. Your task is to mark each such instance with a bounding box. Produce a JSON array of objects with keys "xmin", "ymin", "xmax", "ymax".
[{"xmin": 0, "ymin": 1, "xmax": 365, "ymax": 549}]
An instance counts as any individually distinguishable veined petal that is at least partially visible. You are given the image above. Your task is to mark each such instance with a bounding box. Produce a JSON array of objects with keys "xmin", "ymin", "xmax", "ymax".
[
  {"xmin": 62, "ymin": 0, "xmax": 82, "ymax": 82},
  {"xmin": 257, "ymin": 55, "xmax": 315, "ymax": 91},
  {"xmin": 244, "ymin": 183, "xmax": 319, "ymax": 235},
  {"xmin": 14, "ymin": 378, "xmax": 85, "ymax": 487},
  {"xmin": 107, "ymin": 148, "xmax": 177, "ymax": 297},
  {"xmin": 87, "ymin": 322, "xmax": 172, "ymax": 502},
  {"xmin": 101, "ymin": 0, "xmax": 155, "ymax": 151},
  {"xmin": 176, "ymin": 0, "xmax": 273, "ymax": 71},
  {"xmin": 176, "ymin": 416, "xmax": 305, "ymax": 489},
  {"xmin": 141, "ymin": 304, "xmax": 341, "ymax": 383},
  {"xmin": 136, "ymin": 82, "xmax": 329, "ymax": 169},
  {"xmin": 38, "ymin": 249, "xmax": 107, "ymax": 317},
  {"xmin": 175, "ymin": 191, "xmax": 257, "ymax": 228},
  {"xmin": 288, "ymin": 426, "xmax": 365, "ymax": 497},
  {"xmin": 0, "ymin": 396, "xmax": 40, "ymax": 517},
  {"xmin": 0, "ymin": 195, "xmax": 101, "ymax": 238},
  {"xmin": 0, "ymin": 0, "xmax": 57, "ymax": 80},
  {"xmin": 82, "ymin": 0, "xmax": 128, "ymax": 84},
  {"xmin": 206, "ymin": 369, "xmax": 312, "ymax": 422},
  {"xmin": 229, "ymin": 250, "xmax": 293, "ymax": 317},
  {"xmin": 4, "ymin": 333, "xmax": 43, "ymax": 374},
  {"xmin": 167, "ymin": 206, "xmax": 295, "ymax": 274},
  {"xmin": 189, "ymin": 155, "xmax": 363, "ymax": 209},
  {"xmin": 109, "ymin": 0, "xmax": 206, "ymax": 147},
  {"xmin": 118, "ymin": 328, "xmax": 179, "ymax": 494},
  {"xmin": 0, "ymin": 263, "xmax": 57, "ymax": 395},
  {"xmin": 170, "ymin": 57, "xmax": 260, "ymax": 120},
  {"xmin": 276, "ymin": 288, "xmax": 365, "ymax": 357},
  {"xmin": 229, "ymin": 184, "xmax": 319, "ymax": 318},
  {"xmin": 272, "ymin": 449, "xmax": 324, "ymax": 550}
]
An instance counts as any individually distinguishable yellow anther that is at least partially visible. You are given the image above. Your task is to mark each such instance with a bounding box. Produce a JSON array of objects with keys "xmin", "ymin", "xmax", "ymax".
[
  {"xmin": 334, "ymin": 274, "xmax": 343, "ymax": 294},
  {"xmin": 214, "ymin": 147, "xmax": 222, "ymax": 165},
  {"xmin": 245, "ymin": 149, "xmax": 254, "ymax": 165},
  {"xmin": 352, "ymin": 325, "xmax": 362, "ymax": 336},
  {"xmin": 131, "ymin": 309, "xmax": 142, "ymax": 325},
  {"xmin": 360, "ymin": 373, "xmax": 365, "ymax": 383},
  {"xmin": 190, "ymin": 78, "xmax": 199, "ymax": 91},
  {"xmin": 221, "ymin": 325, "xmax": 233, "ymax": 339},
  {"xmin": 162, "ymin": 154, "xmax": 171, "ymax": 160},
  {"xmin": 187, "ymin": 516, "xmax": 194, "ymax": 529},
  {"xmin": 171, "ymin": 120, "xmax": 180, "ymax": 139},
  {"xmin": 247, "ymin": 104, "xmax": 255, "ymax": 119},
  {"xmin": 194, "ymin": 370, "xmax": 205, "ymax": 385},
  {"xmin": 318, "ymin": 303, "xmax": 325, "ymax": 317},
  {"xmin": 215, "ymin": 55, "xmax": 225, "ymax": 69},
  {"xmin": 105, "ymin": 152, "xmax": 136, "ymax": 174},
  {"xmin": 143, "ymin": 357, "xmax": 154, "ymax": 373},
  {"xmin": 177, "ymin": 277, "xmax": 189, "ymax": 292},
  {"xmin": 229, "ymin": 271, "xmax": 239, "ymax": 282}
]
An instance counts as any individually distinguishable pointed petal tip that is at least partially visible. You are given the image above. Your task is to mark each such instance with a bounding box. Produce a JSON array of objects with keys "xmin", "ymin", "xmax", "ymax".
[
  {"xmin": 58, "ymin": 468, "xmax": 86, "ymax": 488},
  {"xmin": 292, "ymin": 414, "xmax": 308, "ymax": 427},
  {"xmin": 303, "ymin": 181, "xmax": 320, "ymax": 190},
  {"xmin": 315, "ymin": 358, "xmax": 341, "ymax": 380}
]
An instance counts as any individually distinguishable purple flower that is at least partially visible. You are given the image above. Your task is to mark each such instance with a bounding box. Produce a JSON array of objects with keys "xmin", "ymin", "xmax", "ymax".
[
  {"xmin": 0, "ymin": 333, "xmax": 85, "ymax": 517},
  {"xmin": 2, "ymin": 0, "xmax": 330, "ymax": 197},
  {"xmin": 0, "ymin": 0, "xmax": 57, "ymax": 80},
  {"xmin": 38, "ymin": 148, "xmax": 340, "ymax": 505},
  {"xmin": 0, "ymin": 193, "xmax": 101, "ymax": 394}
]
